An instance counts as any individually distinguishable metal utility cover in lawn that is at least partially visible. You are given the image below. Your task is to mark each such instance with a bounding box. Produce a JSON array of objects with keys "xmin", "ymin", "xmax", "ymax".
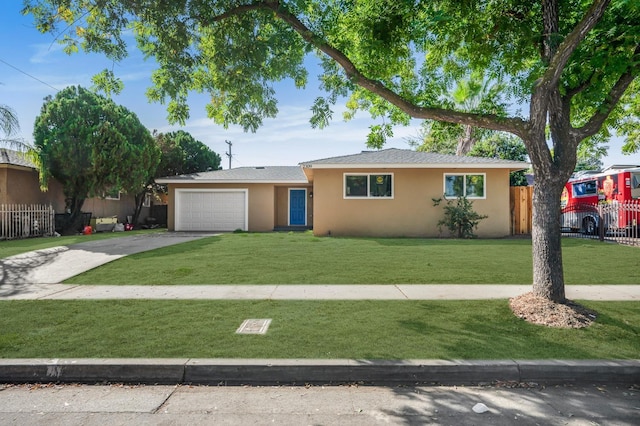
[{"xmin": 236, "ymin": 319, "xmax": 272, "ymax": 334}]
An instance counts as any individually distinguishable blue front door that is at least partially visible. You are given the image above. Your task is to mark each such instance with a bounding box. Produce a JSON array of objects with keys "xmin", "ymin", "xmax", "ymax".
[{"xmin": 289, "ymin": 189, "xmax": 306, "ymax": 226}]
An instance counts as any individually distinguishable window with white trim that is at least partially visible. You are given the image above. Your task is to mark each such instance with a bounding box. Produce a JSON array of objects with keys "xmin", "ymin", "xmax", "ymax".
[
  {"xmin": 444, "ymin": 173, "xmax": 485, "ymax": 198},
  {"xmin": 344, "ymin": 173, "xmax": 393, "ymax": 198}
]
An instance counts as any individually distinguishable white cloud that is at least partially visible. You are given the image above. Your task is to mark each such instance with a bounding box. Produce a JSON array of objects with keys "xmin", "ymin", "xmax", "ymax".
[
  {"xmin": 117, "ymin": 70, "xmax": 154, "ymax": 83},
  {"xmin": 29, "ymin": 42, "xmax": 65, "ymax": 64}
]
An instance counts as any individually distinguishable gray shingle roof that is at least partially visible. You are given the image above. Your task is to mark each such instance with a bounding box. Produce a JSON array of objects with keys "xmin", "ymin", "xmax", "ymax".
[
  {"xmin": 0, "ymin": 148, "xmax": 36, "ymax": 168},
  {"xmin": 156, "ymin": 166, "xmax": 308, "ymax": 183},
  {"xmin": 301, "ymin": 148, "xmax": 529, "ymax": 169},
  {"xmin": 157, "ymin": 149, "xmax": 529, "ymax": 184}
]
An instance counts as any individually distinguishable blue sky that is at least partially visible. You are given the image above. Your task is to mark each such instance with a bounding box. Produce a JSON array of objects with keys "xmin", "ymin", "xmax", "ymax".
[{"xmin": 0, "ymin": 1, "xmax": 635, "ymax": 168}]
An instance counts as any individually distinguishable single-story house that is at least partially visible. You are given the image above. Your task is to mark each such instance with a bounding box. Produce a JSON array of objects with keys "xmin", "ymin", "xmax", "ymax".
[
  {"xmin": 157, "ymin": 148, "xmax": 529, "ymax": 238},
  {"xmin": 0, "ymin": 148, "xmax": 152, "ymax": 226}
]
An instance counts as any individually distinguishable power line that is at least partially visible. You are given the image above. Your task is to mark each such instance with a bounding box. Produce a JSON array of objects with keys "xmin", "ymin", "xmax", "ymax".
[{"xmin": 0, "ymin": 58, "xmax": 59, "ymax": 93}]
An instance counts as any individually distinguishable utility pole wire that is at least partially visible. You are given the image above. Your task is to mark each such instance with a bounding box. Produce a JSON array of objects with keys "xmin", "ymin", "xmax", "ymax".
[
  {"xmin": 0, "ymin": 58, "xmax": 59, "ymax": 93},
  {"xmin": 225, "ymin": 140, "xmax": 233, "ymax": 169}
]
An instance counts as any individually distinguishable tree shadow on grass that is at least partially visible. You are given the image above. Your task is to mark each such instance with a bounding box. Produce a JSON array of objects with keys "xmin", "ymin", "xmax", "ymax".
[
  {"xmin": 394, "ymin": 303, "xmax": 601, "ymax": 359},
  {"xmin": 588, "ymin": 309, "xmax": 639, "ymax": 336}
]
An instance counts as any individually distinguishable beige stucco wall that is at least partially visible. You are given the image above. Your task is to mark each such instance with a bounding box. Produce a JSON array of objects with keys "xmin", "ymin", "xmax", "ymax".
[
  {"xmin": 167, "ymin": 182, "xmax": 287, "ymax": 232},
  {"xmin": 310, "ymin": 168, "xmax": 512, "ymax": 238}
]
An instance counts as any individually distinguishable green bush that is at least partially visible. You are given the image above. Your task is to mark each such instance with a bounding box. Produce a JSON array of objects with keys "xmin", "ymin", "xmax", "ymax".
[{"xmin": 433, "ymin": 196, "xmax": 488, "ymax": 238}]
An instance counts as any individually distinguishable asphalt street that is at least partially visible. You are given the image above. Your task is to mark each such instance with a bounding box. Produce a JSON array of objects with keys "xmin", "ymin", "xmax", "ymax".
[{"xmin": 0, "ymin": 382, "xmax": 638, "ymax": 426}]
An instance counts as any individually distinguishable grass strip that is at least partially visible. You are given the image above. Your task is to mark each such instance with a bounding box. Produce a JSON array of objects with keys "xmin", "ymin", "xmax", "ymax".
[
  {"xmin": 63, "ymin": 233, "xmax": 640, "ymax": 284},
  {"xmin": 0, "ymin": 300, "xmax": 637, "ymax": 359}
]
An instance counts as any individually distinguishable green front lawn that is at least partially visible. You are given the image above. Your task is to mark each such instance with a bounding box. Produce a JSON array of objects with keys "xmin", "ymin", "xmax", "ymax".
[
  {"xmin": 2, "ymin": 233, "xmax": 638, "ymax": 360},
  {"xmin": 0, "ymin": 299, "xmax": 637, "ymax": 359},
  {"xmin": 63, "ymin": 232, "xmax": 640, "ymax": 284}
]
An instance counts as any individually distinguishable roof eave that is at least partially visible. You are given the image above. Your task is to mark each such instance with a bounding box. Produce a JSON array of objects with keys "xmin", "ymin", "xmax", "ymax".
[
  {"xmin": 0, "ymin": 163, "xmax": 37, "ymax": 172},
  {"xmin": 302, "ymin": 163, "xmax": 531, "ymax": 170},
  {"xmin": 155, "ymin": 179, "xmax": 310, "ymax": 184}
]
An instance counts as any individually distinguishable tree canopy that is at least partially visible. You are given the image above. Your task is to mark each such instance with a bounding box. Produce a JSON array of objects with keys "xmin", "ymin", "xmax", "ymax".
[
  {"xmin": 129, "ymin": 130, "xmax": 221, "ymax": 225},
  {"xmin": 23, "ymin": 0, "xmax": 640, "ymax": 302},
  {"xmin": 468, "ymin": 135, "xmax": 530, "ymax": 187},
  {"xmin": 34, "ymin": 86, "xmax": 160, "ymax": 228},
  {"xmin": 155, "ymin": 130, "xmax": 222, "ymax": 177},
  {"xmin": 413, "ymin": 74, "xmax": 509, "ymax": 156}
]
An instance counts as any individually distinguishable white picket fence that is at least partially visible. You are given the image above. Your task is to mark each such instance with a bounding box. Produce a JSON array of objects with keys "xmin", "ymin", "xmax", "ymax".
[{"xmin": 0, "ymin": 204, "xmax": 56, "ymax": 240}]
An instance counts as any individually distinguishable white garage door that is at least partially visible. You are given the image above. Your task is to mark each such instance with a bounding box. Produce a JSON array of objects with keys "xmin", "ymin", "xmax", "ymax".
[{"xmin": 175, "ymin": 190, "xmax": 247, "ymax": 231}]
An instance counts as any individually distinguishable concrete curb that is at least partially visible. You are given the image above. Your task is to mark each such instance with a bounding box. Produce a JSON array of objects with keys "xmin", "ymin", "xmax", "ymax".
[{"xmin": 0, "ymin": 359, "xmax": 638, "ymax": 386}]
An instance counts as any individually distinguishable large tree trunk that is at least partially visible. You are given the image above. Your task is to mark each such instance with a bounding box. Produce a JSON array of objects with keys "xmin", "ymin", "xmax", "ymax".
[
  {"xmin": 455, "ymin": 124, "xmax": 475, "ymax": 156},
  {"xmin": 531, "ymin": 177, "xmax": 566, "ymax": 302},
  {"xmin": 132, "ymin": 190, "xmax": 148, "ymax": 226},
  {"xmin": 63, "ymin": 196, "xmax": 86, "ymax": 234}
]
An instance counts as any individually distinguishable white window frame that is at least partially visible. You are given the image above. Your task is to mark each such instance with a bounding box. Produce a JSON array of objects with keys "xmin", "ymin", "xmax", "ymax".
[
  {"xmin": 143, "ymin": 192, "xmax": 152, "ymax": 208},
  {"xmin": 443, "ymin": 173, "xmax": 486, "ymax": 199},
  {"xmin": 343, "ymin": 173, "xmax": 394, "ymax": 199}
]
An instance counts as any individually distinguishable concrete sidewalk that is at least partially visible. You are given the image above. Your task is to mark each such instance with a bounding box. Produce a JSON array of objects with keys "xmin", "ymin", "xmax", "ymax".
[{"xmin": 1, "ymin": 283, "xmax": 639, "ymax": 300}]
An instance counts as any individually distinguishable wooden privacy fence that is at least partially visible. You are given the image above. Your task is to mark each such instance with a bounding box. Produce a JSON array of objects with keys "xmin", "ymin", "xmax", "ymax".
[
  {"xmin": 510, "ymin": 186, "xmax": 533, "ymax": 235},
  {"xmin": 0, "ymin": 204, "xmax": 56, "ymax": 240}
]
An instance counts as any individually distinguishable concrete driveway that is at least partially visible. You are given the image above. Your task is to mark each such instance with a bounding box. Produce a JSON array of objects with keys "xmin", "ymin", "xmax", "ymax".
[{"xmin": 0, "ymin": 232, "xmax": 216, "ymax": 285}]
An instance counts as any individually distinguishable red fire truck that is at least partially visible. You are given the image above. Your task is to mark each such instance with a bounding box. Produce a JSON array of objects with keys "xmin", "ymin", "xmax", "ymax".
[{"xmin": 560, "ymin": 166, "xmax": 640, "ymax": 235}]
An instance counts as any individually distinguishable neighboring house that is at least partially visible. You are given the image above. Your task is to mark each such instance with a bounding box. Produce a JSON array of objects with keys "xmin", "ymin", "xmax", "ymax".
[
  {"xmin": 0, "ymin": 148, "xmax": 65, "ymax": 210},
  {"xmin": 0, "ymin": 148, "xmax": 150, "ymax": 225},
  {"xmin": 157, "ymin": 148, "xmax": 529, "ymax": 237}
]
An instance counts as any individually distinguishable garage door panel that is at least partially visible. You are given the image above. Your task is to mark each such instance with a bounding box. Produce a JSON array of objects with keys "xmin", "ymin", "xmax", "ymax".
[{"xmin": 176, "ymin": 190, "xmax": 247, "ymax": 231}]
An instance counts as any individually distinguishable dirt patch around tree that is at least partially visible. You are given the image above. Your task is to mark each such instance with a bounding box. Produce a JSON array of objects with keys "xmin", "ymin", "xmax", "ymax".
[{"xmin": 509, "ymin": 292, "xmax": 598, "ymax": 328}]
